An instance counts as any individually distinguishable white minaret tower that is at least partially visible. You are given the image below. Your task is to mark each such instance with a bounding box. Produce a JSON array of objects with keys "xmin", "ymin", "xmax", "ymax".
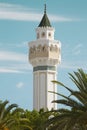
[{"xmin": 29, "ymin": 5, "xmax": 61, "ymax": 111}]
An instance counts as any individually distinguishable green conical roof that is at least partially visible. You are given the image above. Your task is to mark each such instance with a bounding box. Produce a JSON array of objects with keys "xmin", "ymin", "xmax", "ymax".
[{"xmin": 38, "ymin": 4, "xmax": 51, "ymax": 27}]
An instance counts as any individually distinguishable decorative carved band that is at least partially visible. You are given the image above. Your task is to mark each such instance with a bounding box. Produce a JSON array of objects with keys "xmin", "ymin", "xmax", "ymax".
[
  {"xmin": 29, "ymin": 44, "xmax": 60, "ymax": 59},
  {"xmin": 33, "ymin": 66, "xmax": 56, "ymax": 72}
]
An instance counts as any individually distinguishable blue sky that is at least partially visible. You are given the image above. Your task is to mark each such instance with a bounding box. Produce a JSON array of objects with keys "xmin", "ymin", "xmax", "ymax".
[{"xmin": 0, "ymin": 0, "xmax": 87, "ymax": 110}]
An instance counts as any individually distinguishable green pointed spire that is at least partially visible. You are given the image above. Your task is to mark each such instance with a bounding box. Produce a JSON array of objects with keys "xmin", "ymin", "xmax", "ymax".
[
  {"xmin": 38, "ymin": 4, "xmax": 51, "ymax": 27},
  {"xmin": 44, "ymin": 4, "xmax": 46, "ymax": 14}
]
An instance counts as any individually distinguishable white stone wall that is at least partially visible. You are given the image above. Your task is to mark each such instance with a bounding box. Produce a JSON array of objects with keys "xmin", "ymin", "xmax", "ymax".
[
  {"xmin": 33, "ymin": 73, "xmax": 39, "ymax": 110},
  {"xmin": 36, "ymin": 27, "xmax": 55, "ymax": 40},
  {"xmin": 33, "ymin": 70, "xmax": 57, "ymax": 111},
  {"xmin": 47, "ymin": 72, "xmax": 57, "ymax": 110},
  {"xmin": 39, "ymin": 73, "xmax": 46, "ymax": 109}
]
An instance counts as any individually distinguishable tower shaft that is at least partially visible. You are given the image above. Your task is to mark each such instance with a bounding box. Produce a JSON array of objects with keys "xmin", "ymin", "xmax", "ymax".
[{"xmin": 33, "ymin": 70, "xmax": 57, "ymax": 111}]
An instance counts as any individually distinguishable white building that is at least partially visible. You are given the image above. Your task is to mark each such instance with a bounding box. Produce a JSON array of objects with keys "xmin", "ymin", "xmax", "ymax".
[{"xmin": 29, "ymin": 5, "xmax": 61, "ymax": 111}]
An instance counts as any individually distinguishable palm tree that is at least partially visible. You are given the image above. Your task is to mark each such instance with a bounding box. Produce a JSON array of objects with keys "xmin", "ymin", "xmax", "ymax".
[
  {"xmin": 22, "ymin": 109, "xmax": 50, "ymax": 130},
  {"xmin": 0, "ymin": 100, "xmax": 24, "ymax": 130},
  {"xmin": 45, "ymin": 69, "xmax": 87, "ymax": 130}
]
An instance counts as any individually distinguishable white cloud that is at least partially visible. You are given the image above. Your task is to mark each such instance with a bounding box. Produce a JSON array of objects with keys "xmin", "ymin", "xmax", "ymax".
[
  {"xmin": 0, "ymin": 10, "xmax": 41, "ymax": 21},
  {"xmin": 0, "ymin": 3, "xmax": 35, "ymax": 12},
  {"xmin": 72, "ymin": 44, "xmax": 82, "ymax": 55},
  {"xmin": 0, "ymin": 2, "xmax": 40, "ymax": 21},
  {"xmin": 62, "ymin": 42, "xmax": 83, "ymax": 57},
  {"xmin": 49, "ymin": 15, "xmax": 74, "ymax": 22},
  {"xmin": 74, "ymin": 50, "xmax": 81, "ymax": 55},
  {"xmin": 0, "ymin": 51, "xmax": 27, "ymax": 62},
  {"xmin": 59, "ymin": 59, "xmax": 87, "ymax": 71},
  {"xmin": 0, "ymin": 50, "xmax": 32, "ymax": 73},
  {"xmin": 0, "ymin": 41, "xmax": 28, "ymax": 48},
  {"xmin": 0, "ymin": 2, "xmax": 78, "ymax": 22},
  {"xmin": 0, "ymin": 68, "xmax": 22, "ymax": 73},
  {"xmin": 0, "ymin": 64, "xmax": 32, "ymax": 73},
  {"xmin": 16, "ymin": 82, "xmax": 24, "ymax": 88},
  {"xmin": 59, "ymin": 42, "xmax": 87, "ymax": 71}
]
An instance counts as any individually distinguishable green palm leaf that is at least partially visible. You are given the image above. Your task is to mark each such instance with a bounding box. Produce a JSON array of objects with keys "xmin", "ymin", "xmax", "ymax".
[{"xmin": 45, "ymin": 69, "xmax": 87, "ymax": 129}]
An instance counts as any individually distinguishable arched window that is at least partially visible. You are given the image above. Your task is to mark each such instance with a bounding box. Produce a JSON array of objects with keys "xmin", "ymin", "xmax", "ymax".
[
  {"xmin": 48, "ymin": 32, "xmax": 51, "ymax": 37},
  {"xmin": 42, "ymin": 32, "xmax": 45, "ymax": 37},
  {"xmin": 37, "ymin": 33, "xmax": 39, "ymax": 39}
]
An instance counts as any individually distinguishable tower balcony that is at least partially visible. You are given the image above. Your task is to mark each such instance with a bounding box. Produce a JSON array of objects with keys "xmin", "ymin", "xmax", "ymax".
[{"xmin": 29, "ymin": 42, "xmax": 61, "ymax": 67}]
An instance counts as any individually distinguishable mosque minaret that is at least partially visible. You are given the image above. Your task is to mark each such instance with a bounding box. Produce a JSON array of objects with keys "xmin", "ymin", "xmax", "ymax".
[{"xmin": 29, "ymin": 5, "xmax": 61, "ymax": 111}]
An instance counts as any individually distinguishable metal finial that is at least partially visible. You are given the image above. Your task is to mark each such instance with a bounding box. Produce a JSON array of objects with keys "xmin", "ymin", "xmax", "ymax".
[{"xmin": 44, "ymin": 4, "xmax": 46, "ymax": 14}]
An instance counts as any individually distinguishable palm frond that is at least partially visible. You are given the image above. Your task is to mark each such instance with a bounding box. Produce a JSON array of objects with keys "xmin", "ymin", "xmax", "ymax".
[
  {"xmin": 0, "ymin": 100, "xmax": 9, "ymax": 120},
  {"xmin": 52, "ymin": 80, "xmax": 73, "ymax": 93},
  {"xmin": 46, "ymin": 69, "xmax": 87, "ymax": 129}
]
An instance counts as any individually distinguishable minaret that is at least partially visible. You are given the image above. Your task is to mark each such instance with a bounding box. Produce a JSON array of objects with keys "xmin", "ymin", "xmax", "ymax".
[{"xmin": 29, "ymin": 5, "xmax": 61, "ymax": 111}]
